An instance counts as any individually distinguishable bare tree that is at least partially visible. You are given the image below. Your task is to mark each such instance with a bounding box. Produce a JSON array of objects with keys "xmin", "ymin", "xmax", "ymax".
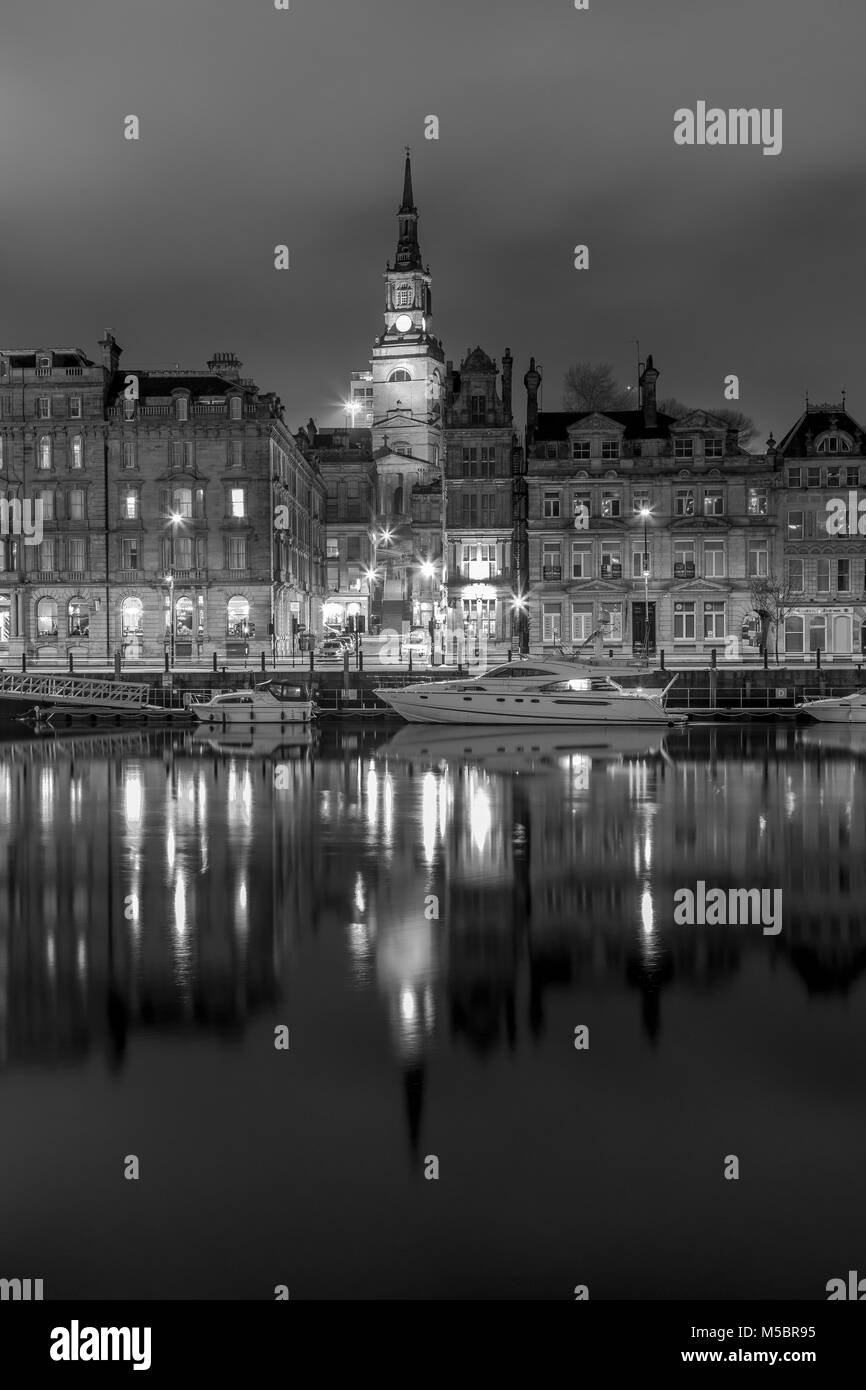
[
  {"xmin": 563, "ymin": 362, "xmax": 632, "ymax": 412},
  {"xmin": 658, "ymin": 397, "xmax": 758, "ymax": 447},
  {"xmin": 750, "ymin": 568, "xmax": 800, "ymax": 664}
]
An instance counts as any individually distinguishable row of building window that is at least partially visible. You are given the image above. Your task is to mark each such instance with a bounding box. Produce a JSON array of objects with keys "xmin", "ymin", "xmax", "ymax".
[
  {"xmin": 788, "ymin": 464, "xmax": 860, "ymax": 486},
  {"xmin": 540, "ymin": 487, "xmax": 769, "ymax": 519},
  {"xmin": 22, "ymin": 594, "xmax": 255, "ymax": 643},
  {"xmin": 0, "ymin": 436, "xmax": 85, "ymax": 470},
  {"xmin": 0, "ymin": 538, "xmax": 251, "ymax": 573},
  {"xmin": 539, "ymin": 539, "xmax": 769, "ymax": 581},
  {"xmin": 539, "ymin": 600, "xmax": 728, "ymax": 644}
]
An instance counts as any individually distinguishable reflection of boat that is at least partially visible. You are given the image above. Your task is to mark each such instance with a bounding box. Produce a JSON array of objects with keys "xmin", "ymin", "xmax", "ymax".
[
  {"xmin": 376, "ymin": 723, "xmax": 671, "ymax": 772},
  {"xmin": 190, "ymin": 680, "xmax": 315, "ymax": 726},
  {"xmin": 374, "ymin": 660, "xmax": 685, "ymax": 726},
  {"xmin": 190, "ymin": 726, "xmax": 314, "ymax": 756},
  {"xmin": 796, "ymin": 724, "xmax": 866, "ymax": 755},
  {"xmin": 797, "ymin": 690, "xmax": 866, "ymax": 723}
]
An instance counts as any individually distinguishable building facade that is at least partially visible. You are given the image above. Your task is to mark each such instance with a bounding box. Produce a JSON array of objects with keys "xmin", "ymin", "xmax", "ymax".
[
  {"xmin": 523, "ymin": 355, "xmax": 780, "ymax": 659},
  {"xmin": 0, "ymin": 336, "xmax": 325, "ymax": 666},
  {"xmin": 297, "ymin": 423, "xmax": 377, "ymax": 634},
  {"xmin": 0, "ymin": 344, "xmax": 108, "ymax": 662},
  {"xmin": 443, "ymin": 346, "xmax": 519, "ymax": 644},
  {"xmin": 775, "ymin": 401, "xmax": 866, "ymax": 660}
]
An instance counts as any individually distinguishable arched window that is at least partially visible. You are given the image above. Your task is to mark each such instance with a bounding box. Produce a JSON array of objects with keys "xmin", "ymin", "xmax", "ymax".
[
  {"xmin": 37, "ymin": 597, "xmax": 58, "ymax": 637},
  {"xmin": 230, "ymin": 395, "xmax": 242, "ymax": 419},
  {"xmin": 38, "ymin": 436, "xmax": 52, "ymax": 470},
  {"xmin": 395, "ymin": 285, "xmax": 412, "ymax": 308},
  {"xmin": 176, "ymin": 397, "xmax": 189, "ymax": 422},
  {"xmin": 389, "ymin": 369, "xmax": 411, "ymax": 382},
  {"xmin": 121, "ymin": 597, "xmax": 143, "ymax": 636},
  {"xmin": 37, "ymin": 354, "xmax": 51, "ymax": 371},
  {"xmin": 0, "ymin": 596, "xmax": 10, "ymax": 641},
  {"xmin": 226, "ymin": 595, "xmax": 250, "ymax": 638},
  {"xmin": 816, "ymin": 432, "xmax": 851, "ymax": 454},
  {"xmin": 123, "ymin": 397, "xmax": 136, "ymax": 420},
  {"xmin": 175, "ymin": 596, "xmax": 193, "ymax": 636},
  {"xmin": 68, "ymin": 598, "xmax": 90, "ymax": 639}
]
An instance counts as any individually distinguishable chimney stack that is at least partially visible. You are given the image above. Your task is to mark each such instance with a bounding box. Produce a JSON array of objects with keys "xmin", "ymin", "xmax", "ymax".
[
  {"xmin": 98, "ymin": 330, "xmax": 122, "ymax": 374},
  {"xmin": 524, "ymin": 357, "xmax": 542, "ymax": 443},
  {"xmin": 502, "ymin": 347, "xmax": 513, "ymax": 423}
]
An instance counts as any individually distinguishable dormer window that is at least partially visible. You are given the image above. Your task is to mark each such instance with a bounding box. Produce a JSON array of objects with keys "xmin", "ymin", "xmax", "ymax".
[
  {"xmin": 674, "ymin": 438, "xmax": 694, "ymax": 458},
  {"xmin": 704, "ymin": 437, "xmax": 723, "ymax": 458},
  {"xmin": 37, "ymin": 354, "xmax": 51, "ymax": 372},
  {"xmin": 601, "ymin": 441, "xmax": 619, "ymax": 460},
  {"xmin": 816, "ymin": 432, "xmax": 851, "ymax": 454},
  {"xmin": 572, "ymin": 441, "xmax": 590, "ymax": 460}
]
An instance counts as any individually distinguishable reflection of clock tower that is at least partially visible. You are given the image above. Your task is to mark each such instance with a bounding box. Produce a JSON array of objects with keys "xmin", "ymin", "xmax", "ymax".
[{"xmin": 367, "ymin": 151, "xmax": 446, "ymax": 629}]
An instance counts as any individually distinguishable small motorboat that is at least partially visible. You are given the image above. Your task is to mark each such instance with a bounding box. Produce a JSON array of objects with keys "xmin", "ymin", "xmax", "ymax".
[
  {"xmin": 190, "ymin": 680, "xmax": 316, "ymax": 726},
  {"xmin": 797, "ymin": 690, "xmax": 866, "ymax": 724}
]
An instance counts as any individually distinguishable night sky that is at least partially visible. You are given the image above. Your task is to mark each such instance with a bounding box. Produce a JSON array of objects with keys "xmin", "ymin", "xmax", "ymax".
[{"xmin": 3, "ymin": 0, "xmax": 864, "ymax": 441}]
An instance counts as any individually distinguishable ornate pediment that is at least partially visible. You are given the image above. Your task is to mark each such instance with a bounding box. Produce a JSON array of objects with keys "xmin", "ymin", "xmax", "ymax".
[
  {"xmin": 669, "ymin": 410, "xmax": 727, "ymax": 433},
  {"xmin": 567, "ymin": 413, "xmax": 626, "ymax": 435}
]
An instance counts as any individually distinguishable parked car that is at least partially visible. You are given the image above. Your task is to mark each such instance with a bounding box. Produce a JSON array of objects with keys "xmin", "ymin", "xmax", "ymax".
[
  {"xmin": 403, "ymin": 628, "xmax": 431, "ymax": 659},
  {"xmin": 320, "ymin": 635, "xmax": 353, "ymax": 659}
]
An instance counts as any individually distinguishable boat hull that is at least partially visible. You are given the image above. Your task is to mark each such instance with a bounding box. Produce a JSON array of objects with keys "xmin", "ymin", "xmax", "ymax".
[
  {"xmin": 375, "ymin": 689, "xmax": 684, "ymax": 725},
  {"xmin": 799, "ymin": 695, "xmax": 866, "ymax": 724},
  {"xmin": 190, "ymin": 705, "xmax": 313, "ymax": 726}
]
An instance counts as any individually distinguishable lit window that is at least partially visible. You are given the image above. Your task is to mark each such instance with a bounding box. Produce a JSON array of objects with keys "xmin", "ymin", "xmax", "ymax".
[
  {"xmin": 229, "ymin": 488, "xmax": 245, "ymax": 518},
  {"xmin": 747, "ymin": 487, "xmax": 767, "ymax": 516},
  {"xmin": 68, "ymin": 489, "xmax": 85, "ymax": 520},
  {"xmin": 38, "ymin": 436, "xmax": 52, "ymax": 470},
  {"xmin": 67, "ymin": 598, "xmax": 90, "ymax": 637}
]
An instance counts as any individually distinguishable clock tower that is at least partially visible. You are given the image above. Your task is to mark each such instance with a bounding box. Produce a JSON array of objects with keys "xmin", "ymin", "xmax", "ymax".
[
  {"xmin": 369, "ymin": 150, "xmax": 445, "ymax": 476},
  {"xmin": 363, "ymin": 152, "xmax": 445, "ymax": 633}
]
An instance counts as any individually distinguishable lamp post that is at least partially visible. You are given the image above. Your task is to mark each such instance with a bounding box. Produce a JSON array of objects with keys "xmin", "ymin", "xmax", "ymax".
[
  {"xmin": 164, "ymin": 510, "xmax": 184, "ymax": 671},
  {"xmin": 467, "ymin": 581, "xmax": 485, "ymax": 660},
  {"xmin": 639, "ymin": 506, "xmax": 651, "ymax": 659}
]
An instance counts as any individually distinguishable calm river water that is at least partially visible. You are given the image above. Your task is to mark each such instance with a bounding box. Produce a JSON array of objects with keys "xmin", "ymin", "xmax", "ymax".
[{"xmin": 0, "ymin": 720, "xmax": 863, "ymax": 1299}]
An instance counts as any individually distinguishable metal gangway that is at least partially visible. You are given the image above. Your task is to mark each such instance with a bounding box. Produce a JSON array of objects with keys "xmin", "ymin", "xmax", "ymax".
[{"xmin": 0, "ymin": 672, "xmax": 151, "ymax": 709}]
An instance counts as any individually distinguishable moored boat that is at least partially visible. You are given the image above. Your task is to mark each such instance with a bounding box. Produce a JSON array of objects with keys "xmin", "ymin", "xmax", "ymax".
[
  {"xmin": 797, "ymin": 690, "xmax": 866, "ymax": 724},
  {"xmin": 190, "ymin": 680, "xmax": 316, "ymax": 726},
  {"xmin": 374, "ymin": 659, "xmax": 685, "ymax": 726}
]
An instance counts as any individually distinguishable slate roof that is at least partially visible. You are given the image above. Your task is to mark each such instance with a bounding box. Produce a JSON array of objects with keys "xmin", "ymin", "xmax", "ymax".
[
  {"xmin": 775, "ymin": 407, "xmax": 865, "ymax": 456},
  {"xmin": 533, "ymin": 409, "xmax": 679, "ymax": 443},
  {"xmin": 105, "ymin": 371, "xmax": 252, "ymax": 406}
]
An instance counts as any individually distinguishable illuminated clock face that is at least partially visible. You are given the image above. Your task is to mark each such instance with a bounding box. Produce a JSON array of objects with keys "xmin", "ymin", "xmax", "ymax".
[{"xmin": 394, "ymin": 313, "xmax": 413, "ymax": 333}]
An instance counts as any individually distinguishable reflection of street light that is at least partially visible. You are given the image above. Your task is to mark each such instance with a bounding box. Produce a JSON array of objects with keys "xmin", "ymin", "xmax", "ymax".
[
  {"xmin": 639, "ymin": 506, "xmax": 651, "ymax": 658},
  {"xmin": 164, "ymin": 510, "xmax": 185, "ymax": 670}
]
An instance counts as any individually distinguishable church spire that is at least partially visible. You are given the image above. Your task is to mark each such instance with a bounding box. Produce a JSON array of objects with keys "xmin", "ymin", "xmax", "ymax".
[
  {"xmin": 395, "ymin": 147, "xmax": 422, "ymax": 271},
  {"xmin": 400, "ymin": 146, "xmax": 415, "ymax": 213}
]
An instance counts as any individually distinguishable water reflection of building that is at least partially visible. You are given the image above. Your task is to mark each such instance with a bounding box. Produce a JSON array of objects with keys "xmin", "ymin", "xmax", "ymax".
[{"xmin": 0, "ymin": 732, "xmax": 315, "ymax": 1070}]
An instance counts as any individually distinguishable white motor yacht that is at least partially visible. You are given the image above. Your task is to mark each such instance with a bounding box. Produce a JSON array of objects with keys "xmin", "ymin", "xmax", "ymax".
[
  {"xmin": 190, "ymin": 680, "xmax": 315, "ymax": 726},
  {"xmin": 374, "ymin": 660, "xmax": 686, "ymax": 726},
  {"xmin": 797, "ymin": 690, "xmax": 866, "ymax": 724}
]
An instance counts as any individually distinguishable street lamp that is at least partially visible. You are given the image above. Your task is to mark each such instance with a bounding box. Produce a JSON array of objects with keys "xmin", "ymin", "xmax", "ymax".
[
  {"xmin": 466, "ymin": 581, "xmax": 485, "ymax": 660},
  {"xmin": 639, "ymin": 506, "xmax": 652, "ymax": 659},
  {"xmin": 511, "ymin": 591, "xmax": 527, "ymax": 655}
]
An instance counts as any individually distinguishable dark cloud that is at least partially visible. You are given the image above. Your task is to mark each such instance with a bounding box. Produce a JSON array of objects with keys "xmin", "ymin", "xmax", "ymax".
[{"xmin": 2, "ymin": 0, "xmax": 865, "ymax": 439}]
